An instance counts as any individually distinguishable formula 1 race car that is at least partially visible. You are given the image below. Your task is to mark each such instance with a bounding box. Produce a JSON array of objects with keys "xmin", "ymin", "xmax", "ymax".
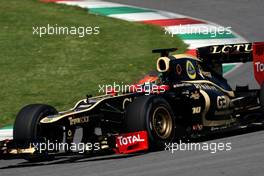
[{"xmin": 1, "ymin": 42, "xmax": 264, "ymax": 161}]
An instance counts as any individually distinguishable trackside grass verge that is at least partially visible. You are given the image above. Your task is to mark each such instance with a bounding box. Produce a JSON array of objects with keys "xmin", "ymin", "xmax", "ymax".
[{"xmin": 0, "ymin": 0, "xmax": 187, "ymax": 127}]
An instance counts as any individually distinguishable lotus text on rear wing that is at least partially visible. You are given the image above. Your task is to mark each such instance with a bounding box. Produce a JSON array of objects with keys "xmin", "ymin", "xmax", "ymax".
[{"xmin": 211, "ymin": 43, "xmax": 252, "ymax": 53}]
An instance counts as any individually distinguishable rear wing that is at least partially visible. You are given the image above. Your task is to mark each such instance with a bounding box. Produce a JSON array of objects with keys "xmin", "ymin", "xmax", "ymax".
[
  {"xmin": 195, "ymin": 42, "xmax": 264, "ymax": 86},
  {"xmin": 197, "ymin": 43, "xmax": 253, "ymax": 63}
]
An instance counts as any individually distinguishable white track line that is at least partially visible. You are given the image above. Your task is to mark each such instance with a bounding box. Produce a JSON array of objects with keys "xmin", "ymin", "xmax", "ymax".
[
  {"xmin": 56, "ymin": 1, "xmax": 127, "ymax": 8},
  {"xmin": 55, "ymin": 0, "xmax": 247, "ymax": 49},
  {"xmin": 0, "ymin": 129, "xmax": 13, "ymax": 140},
  {"xmin": 109, "ymin": 11, "xmax": 185, "ymax": 21},
  {"xmin": 184, "ymin": 38, "xmax": 247, "ymax": 49}
]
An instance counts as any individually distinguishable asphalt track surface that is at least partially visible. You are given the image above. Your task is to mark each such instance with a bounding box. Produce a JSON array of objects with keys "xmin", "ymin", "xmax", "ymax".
[
  {"xmin": 1, "ymin": 0, "xmax": 264, "ymax": 175},
  {"xmin": 108, "ymin": 0, "xmax": 264, "ymax": 89}
]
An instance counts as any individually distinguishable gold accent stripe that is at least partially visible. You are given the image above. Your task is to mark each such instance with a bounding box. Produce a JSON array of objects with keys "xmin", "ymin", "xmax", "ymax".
[
  {"xmin": 173, "ymin": 54, "xmax": 202, "ymax": 62},
  {"xmin": 40, "ymin": 93, "xmax": 133, "ymax": 124},
  {"xmin": 200, "ymin": 90, "xmax": 235, "ymax": 126}
]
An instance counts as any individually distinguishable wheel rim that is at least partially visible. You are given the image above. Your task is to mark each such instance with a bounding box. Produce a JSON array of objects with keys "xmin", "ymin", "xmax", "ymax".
[{"xmin": 152, "ymin": 106, "xmax": 173, "ymax": 139}]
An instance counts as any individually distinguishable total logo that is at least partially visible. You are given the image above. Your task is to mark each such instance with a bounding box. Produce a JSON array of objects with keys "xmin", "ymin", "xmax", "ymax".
[
  {"xmin": 255, "ymin": 61, "xmax": 264, "ymax": 72},
  {"xmin": 117, "ymin": 134, "xmax": 145, "ymax": 146}
]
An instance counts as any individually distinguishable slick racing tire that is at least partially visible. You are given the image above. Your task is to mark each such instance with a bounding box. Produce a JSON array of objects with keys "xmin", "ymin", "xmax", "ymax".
[
  {"xmin": 125, "ymin": 95, "xmax": 175, "ymax": 150},
  {"xmin": 13, "ymin": 104, "xmax": 63, "ymax": 161}
]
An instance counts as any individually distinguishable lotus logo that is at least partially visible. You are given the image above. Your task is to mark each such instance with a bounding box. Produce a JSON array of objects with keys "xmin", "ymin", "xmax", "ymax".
[{"xmin": 186, "ymin": 60, "xmax": 196, "ymax": 79}]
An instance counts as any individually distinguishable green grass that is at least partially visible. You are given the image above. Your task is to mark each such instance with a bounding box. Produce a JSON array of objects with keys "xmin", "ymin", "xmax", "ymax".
[{"xmin": 0, "ymin": 0, "xmax": 187, "ymax": 127}]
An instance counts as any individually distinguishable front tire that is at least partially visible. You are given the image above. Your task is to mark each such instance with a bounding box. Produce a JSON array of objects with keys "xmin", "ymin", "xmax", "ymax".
[
  {"xmin": 13, "ymin": 104, "xmax": 63, "ymax": 161},
  {"xmin": 125, "ymin": 96, "xmax": 175, "ymax": 149}
]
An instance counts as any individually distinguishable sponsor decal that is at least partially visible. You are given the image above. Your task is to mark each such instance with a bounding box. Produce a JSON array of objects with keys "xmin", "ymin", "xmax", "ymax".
[
  {"xmin": 173, "ymin": 83, "xmax": 192, "ymax": 88},
  {"xmin": 214, "ymin": 109, "xmax": 233, "ymax": 116},
  {"xmin": 117, "ymin": 134, "xmax": 145, "ymax": 146},
  {"xmin": 193, "ymin": 83, "xmax": 218, "ymax": 91},
  {"xmin": 253, "ymin": 42, "xmax": 264, "ymax": 86},
  {"xmin": 255, "ymin": 61, "xmax": 264, "ymax": 72},
  {"xmin": 211, "ymin": 43, "xmax": 252, "ymax": 54},
  {"xmin": 68, "ymin": 116, "xmax": 89, "ymax": 125},
  {"xmin": 115, "ymin": 131, "xmax": 148, "ymax": 154},
  {"xmin": 186, "ymin": 60, "xmax": 196, "ymax": 79},
  {"xmin": 216, "ymin": 95, "xmax": 230, "ymax": 109}
]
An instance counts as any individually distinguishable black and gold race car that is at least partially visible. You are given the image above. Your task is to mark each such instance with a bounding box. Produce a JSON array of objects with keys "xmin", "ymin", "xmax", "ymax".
[{"xmin": 1, "ymin": 42, "xmax": 264, "ymax": 161}]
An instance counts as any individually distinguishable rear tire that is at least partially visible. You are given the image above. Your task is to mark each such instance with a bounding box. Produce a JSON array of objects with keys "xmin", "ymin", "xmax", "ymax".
[
  {"xmin": 125, "ymin": 96, "xmax": 175, "ymax": 150},
  {"xmin": 13, "ymin": 104, "xmax": 63, "ymax": 161}
]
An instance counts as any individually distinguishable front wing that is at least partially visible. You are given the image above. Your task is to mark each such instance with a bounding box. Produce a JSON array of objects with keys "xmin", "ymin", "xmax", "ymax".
[{"xmin": 0, "ymin": 131, "xmax": 149, "ymax": 158}]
